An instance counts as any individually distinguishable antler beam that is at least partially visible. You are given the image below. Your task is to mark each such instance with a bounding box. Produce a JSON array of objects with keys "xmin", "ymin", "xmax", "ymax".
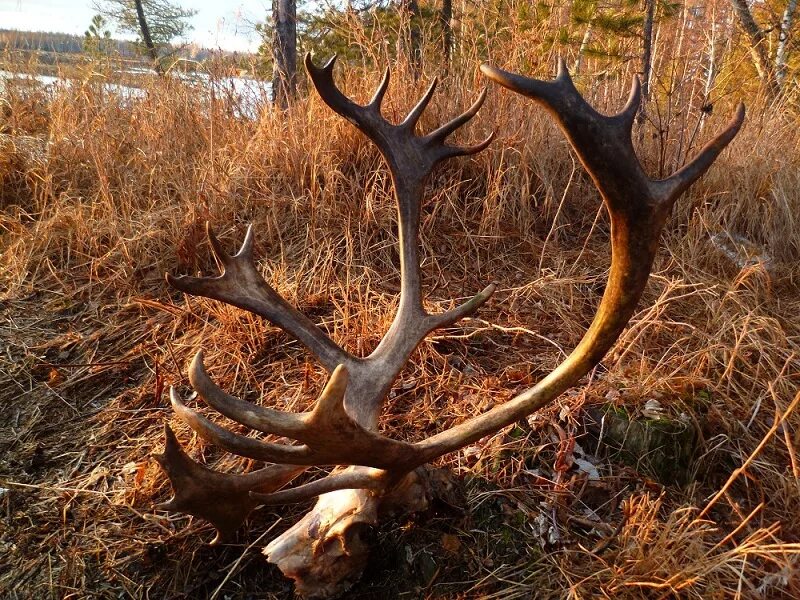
[
  {"xmin": 407, "ymin": 62, "xmax": 745, "ymax": 464},
  {"xmin": 166, "ymin": 224, "xmax": 351, "ymax": 372}
]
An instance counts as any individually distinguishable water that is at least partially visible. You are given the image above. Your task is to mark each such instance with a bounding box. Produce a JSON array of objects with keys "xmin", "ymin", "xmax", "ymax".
[{"xmin": 0, "ymin": 69, "xmax": 273, "ymax": 119}]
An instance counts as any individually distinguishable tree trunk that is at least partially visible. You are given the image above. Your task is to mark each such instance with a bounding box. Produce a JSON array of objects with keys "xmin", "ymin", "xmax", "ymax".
[
  {"xmin": 573, "ymin": 21, "xmax": 594, "ymax": 75},
  {"xmin": 776, "ymin": 0, "xmax": 797, "ymax": 87},
  {"xmin": 133, "ymin": 0, "xmax": 162, "ymax": 74},
  {"xmin": 641, "ymin": 0, "xmax": 656, "ymax": 101},
  {"xmin": 730, "ymin": 0, "xmax": 778, "ymax": 96},
  {"xmin": 403, "ymin": 0, "xmax": 422, "ymax": 75},
  {"xmin": 441, "ymin": 0, "xmax": 453, "ymax": 68},
  {"xmin": 272, "ymin": 0, "xmax": 297, "ymax": 108}
]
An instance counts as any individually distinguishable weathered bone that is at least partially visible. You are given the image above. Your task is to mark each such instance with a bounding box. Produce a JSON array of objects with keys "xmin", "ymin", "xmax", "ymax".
[{"xmin": 155, "ymin": 54, "xmax": 743, "ymax": 598}]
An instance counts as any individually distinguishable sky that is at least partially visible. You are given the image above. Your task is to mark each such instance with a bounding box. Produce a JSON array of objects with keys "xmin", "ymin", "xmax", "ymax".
[{"xmin": 0, "ymin": 0, "xmax": 271, "ymax": 52}]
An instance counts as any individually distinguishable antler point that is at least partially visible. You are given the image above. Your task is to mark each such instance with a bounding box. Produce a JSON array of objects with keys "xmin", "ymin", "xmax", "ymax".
[
  {"xmin": 190, "ymin": 349, "xmax": 205, "ymax": 372},
  {"xmin": 169, "ymin": 386, "xmax": 184, "ymax": 410},
  {"xmin": 164, "ymin": 271, "xmax": 178, "ymax": 286},
  {"xmin": 239, "ymin": 224, "xmax": 255, "ymax": 257}
]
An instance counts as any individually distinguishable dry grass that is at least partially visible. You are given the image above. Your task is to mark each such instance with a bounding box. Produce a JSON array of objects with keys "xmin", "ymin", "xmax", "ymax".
[{"xmin": 1, "ymin": 44, "xmax": 799, "ymax": 600}]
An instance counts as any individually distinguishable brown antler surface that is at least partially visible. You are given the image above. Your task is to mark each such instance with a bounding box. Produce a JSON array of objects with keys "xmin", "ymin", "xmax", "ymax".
[{"xmin": 402, "ymin": 61, "xmax": 744, "ymax": 465}]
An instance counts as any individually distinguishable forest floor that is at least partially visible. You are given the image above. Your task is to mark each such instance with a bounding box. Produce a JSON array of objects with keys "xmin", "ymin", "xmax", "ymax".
[{"xmin": 1, "ymin": 61, "xmax": 799, "ymax": 599}]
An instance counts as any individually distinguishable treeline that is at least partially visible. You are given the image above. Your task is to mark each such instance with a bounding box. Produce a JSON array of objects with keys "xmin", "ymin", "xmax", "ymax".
[
  {"xmin": 1, "ymin": 29, "xmax": 136, "ymax": 57},
  {"xmin": 0, "ymin": 29, "xmax": 240, "ymax": 63},
  {"xmin": 262, "ymin": 0, "xmax": 797, "ymax": 104}
]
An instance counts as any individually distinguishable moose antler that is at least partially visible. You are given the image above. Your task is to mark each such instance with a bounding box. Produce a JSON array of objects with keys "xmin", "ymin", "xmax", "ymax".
[{"xmin": 155, "ymin": 55, "xmax": 743, "ymax": 598}]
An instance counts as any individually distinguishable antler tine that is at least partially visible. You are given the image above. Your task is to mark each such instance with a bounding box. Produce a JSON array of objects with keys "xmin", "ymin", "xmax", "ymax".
[
  {"xmin": 480, "ymin": 60, "xmax": 745, "ymax": 217},
  {"xmin": 153, "ymin": 424, "xmax": 304, "ymax": 543},
  {"xmin": 170, "ymin": 387, "xmax": 315, "ymax": 463},
  {"xmin": 189, "ymin": 351, "xmax": 307, "ymax": 438},
  {"xmin": 400, "ymin": 77, "xmax": 438, "ymax": 131},
  {"xmin": 173, "ymin": 363, "xmax": 424, "ymax": 470},
  {"xmin": 424, "ymin": 87, "xmax": 488, "ymax": 145},
  {"xmin": 617, "ymin": 75, "xmax": 642, "ymax": 131},
  {"xmin": 392, "ymin": 62, "xmax": 745, "ymax": 470},
  {"xmin": 425, "ymin": 283, "xmax": 497, "ymax": 329},
  {"xmin": 166, "ymin": 224, "xmax": 351, "ymax": 373},
  {"xmin": 304, "ymin": 54, "xmax": 357, "ymax": 118},
  {"xmin": 206, "ymin": 222, "xmax": 255, "ymax": 269},
  {"xmin": 656, "ymin": 103, "xmax": 746, "ymax": 202},
  {"xmin": 369, "ymin": 66, "xmax": 391, "ymax": 111},
  {"xmin": 251, "ymin": 468, "xmax": 387, "ymax": 506},
  {"xmin": 206, "ymin": 224, "xmax": 234, "ymax": 268},
  {"xmin": 437, "ymin": 131, "xmax": 496, "ymax": 161}
]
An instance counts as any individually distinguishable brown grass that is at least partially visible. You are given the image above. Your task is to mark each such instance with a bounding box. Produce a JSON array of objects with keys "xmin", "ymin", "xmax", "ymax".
[{"xmin": 1, "ymin": 41, "xmax": 799, "ymax": 599}]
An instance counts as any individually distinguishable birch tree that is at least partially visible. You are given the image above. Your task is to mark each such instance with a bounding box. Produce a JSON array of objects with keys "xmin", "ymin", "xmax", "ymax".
[{"xmin": 776, "ymin": 0, "xmax": 798, "ymax": 86}]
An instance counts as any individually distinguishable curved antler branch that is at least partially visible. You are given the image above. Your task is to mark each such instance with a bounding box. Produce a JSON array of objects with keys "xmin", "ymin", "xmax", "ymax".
[
  {"xmin": 251, "ymin": 467, "xmax": 388, "ymax": 506},
  {"xmin": 479, "ymin": 60, "xmax": 745, "ymax": 220},
  {"xmin": 654, "ymin": 103, "xmax": 746, "ymax": 201},
  {"xmin": 305, "ymin": 53, "xmax": 493, "ymax": 180},
  {"xmin": 166, "ymin": 223, "xmax": 352, "ymax": 373},
  {"xmin": 172, "ymin": 358, "xmax": 424, "ymax": 470},
  {"xmin": 307, "ymin": 52, "xmax": 495, "ymax": 365},
  {"xmin": 401, "ymin": 60, "xmax": 745, "ymax": 466},
  {"xmin": 158, "ymin": 57, "xmax": 494, "ymax": 567}
]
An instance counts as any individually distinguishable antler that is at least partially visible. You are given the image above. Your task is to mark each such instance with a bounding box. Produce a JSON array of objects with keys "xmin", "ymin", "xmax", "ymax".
[
  {"xmin": 156, "ymin": 54, "xmax": 495, "ymax": 537},
  {"xmin": 166, "ymin": 224, "xmax": 350, "ymax": 373},
  {"xmin": 169, "ymin": 353, "xmax": 421, "ymax": 470},
  {"xmin": 305, "ymin": 54, "xmax": 494, "ymax": 327},
  {"xmin": 257, "ymin": 59, "xmax": 743, "ymax": 496},
  {"xmin": 404, "ymin": 61, "xmax": 745, "ymax": 464}
]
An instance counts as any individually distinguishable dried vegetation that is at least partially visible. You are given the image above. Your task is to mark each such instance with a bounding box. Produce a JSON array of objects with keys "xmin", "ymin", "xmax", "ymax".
[{"xmin": 1, "ymin": 46, "xmax": 799, "ymax": 599}]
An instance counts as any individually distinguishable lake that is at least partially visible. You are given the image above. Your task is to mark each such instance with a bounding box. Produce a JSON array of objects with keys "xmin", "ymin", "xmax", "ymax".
[{"xmin": 0, "ymin": 69, "xmax": 273, "ymax": 119}]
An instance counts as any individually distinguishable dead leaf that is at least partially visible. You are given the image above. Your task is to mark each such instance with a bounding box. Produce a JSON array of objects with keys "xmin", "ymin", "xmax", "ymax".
[
  {"xmin": 440, "ymin": 533, "xmax": 461, "ymax": 554},
  {"xmin": 47, "ymin": 367, "xmax": 62, "ymax": 386}
]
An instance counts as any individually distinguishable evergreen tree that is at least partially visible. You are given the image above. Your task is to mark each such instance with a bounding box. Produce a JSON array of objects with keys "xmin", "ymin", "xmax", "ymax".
[
  {"xmin": 83, "ymin": 14, "xmax": 112, "ymax": 57},
  {"xmin": 93, "ymin": 0, "xmax": 196, "ymax": 70}
]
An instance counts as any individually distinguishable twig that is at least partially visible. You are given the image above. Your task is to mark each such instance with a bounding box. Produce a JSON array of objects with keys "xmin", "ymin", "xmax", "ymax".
[
  {"xmin": 208, "ymin": 517, "xmax": 283, "ymax": 600},
  {"xmin": 697, "ymin": 387, "xmax": 800, "ymax": 520}
]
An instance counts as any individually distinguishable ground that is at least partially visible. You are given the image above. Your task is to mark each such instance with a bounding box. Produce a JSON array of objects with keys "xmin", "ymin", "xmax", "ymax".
[{"xmin": 1, "ymin": 63, "xmax": 799, "ymax": 598}]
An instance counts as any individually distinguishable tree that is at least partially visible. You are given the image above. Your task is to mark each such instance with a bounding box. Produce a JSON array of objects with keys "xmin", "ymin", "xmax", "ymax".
[
  {"xmin": 641, "ymin": 0, "xmax": 656, "ymax": 101},
  {"xmin": 401, "ymin": 0, "xmax": 422, "ymax": 73},
  {"xmin": 441, "ymin": 0, "xmax": 453, "ymax": 67},
  {"xmin": 93, "ymin": 0, "xmax": 196, "ymax": 72},
  {"xmin": 776, "ymin": 0, "xmax": 798, "ymax": 86},
  {"xmin": 272, "ymin": 0, "xmax": 297, "ymax": 108},
  {"xmin": 83, "ymin": 14, "xmax": 112, "ymax": 57},
  {"xmin": 730, "ymin": 0, "xmax": 777, "ymax": 94},
  {"xmin": 727, "ymin": 0, "xmax": 798, "ymax": 95}
]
